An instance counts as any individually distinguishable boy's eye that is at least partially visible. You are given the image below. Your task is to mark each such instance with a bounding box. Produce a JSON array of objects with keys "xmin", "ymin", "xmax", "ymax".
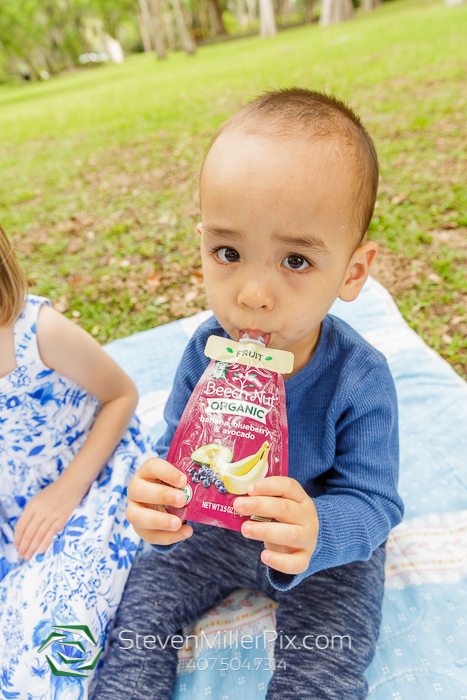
[
  {"xmin": 217, "ymin": 247, "xmax": 240, "ymax": 263},
  {"xmin": 282, "ymin": 254, "xmax": 310, "ymax": 271}
]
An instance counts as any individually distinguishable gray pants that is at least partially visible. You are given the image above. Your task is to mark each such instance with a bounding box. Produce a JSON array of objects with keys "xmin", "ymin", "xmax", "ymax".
[{"xmin": 91, "ymin": 523, "xmax": 386, "ymax": 700}]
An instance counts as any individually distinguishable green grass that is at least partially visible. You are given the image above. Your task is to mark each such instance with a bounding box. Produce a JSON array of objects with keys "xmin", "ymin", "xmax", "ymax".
[{"xmin": 1, "ymin": 0, "xmax": 466, "ymax": 376}]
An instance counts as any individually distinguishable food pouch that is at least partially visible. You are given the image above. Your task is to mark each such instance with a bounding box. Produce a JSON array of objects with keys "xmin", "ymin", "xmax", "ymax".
[{"xmin": 165, "ymin": 334, "xmax": 294, "ymax": 531}]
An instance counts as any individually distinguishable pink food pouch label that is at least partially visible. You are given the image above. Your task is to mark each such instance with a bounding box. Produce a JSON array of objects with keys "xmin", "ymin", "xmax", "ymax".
[{"xmin": 165, "ymin": 335, "xmax": 294, "ymax": 531}]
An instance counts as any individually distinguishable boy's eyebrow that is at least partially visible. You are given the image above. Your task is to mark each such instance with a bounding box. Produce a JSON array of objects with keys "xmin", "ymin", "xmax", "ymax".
[
  {"xmin": 202, "ymin": 225, "xmax": 243, "ymax": 239},
  {"xmin": 202, "ymin": 226, "xmax": 330, "ymax": 254},
  {"xmin": 272, "ymin": 233, "xmax": 330, "ymax": 253}
]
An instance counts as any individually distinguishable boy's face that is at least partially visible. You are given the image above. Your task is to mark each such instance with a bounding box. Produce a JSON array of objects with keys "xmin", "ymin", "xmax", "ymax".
[{"xmin": 198, "ymin": 131, "xmax": 376, "ymax": 370}]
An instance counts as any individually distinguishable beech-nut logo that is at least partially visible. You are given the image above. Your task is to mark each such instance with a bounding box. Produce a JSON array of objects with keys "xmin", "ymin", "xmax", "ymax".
[{"xmin": 37, "ymin": 624, "xmax": 103, "ymax": 677}]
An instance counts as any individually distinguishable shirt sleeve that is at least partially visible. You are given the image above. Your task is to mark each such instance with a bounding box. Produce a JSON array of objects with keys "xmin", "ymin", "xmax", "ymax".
[
  {"xmin": 267, "ymin": 360, "xmax": 404, "ymax": 592},
  {"xmin": 150, "ymin": 324, "xmax": 213, "ymax": 555}
]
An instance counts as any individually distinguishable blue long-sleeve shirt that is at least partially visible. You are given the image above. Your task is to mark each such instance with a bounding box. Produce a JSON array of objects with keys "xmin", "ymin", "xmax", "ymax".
[{"xmin": 152, "ymin": 313, "xmax": 404, "ymax": 591}]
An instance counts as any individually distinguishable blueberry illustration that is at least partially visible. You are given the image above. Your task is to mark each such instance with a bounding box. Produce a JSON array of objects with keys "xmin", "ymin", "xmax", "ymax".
[
  {"xmin": 214, "ymin": 479, "xmax": 223, "ymax": 488},
  {"xmin": 202, "ymin": 479, "xmax": 211, "ymax": 488},
  {"xmin": 218, "ymin": 486, "xmax": 227, "ymax": 494},
  {"xmin": 192, "ymin": 475, "xmax": 200, "ymax": 483},
  {"xmin": 188, "ymin": 467, "xmax": 197, "ymax": 476}
]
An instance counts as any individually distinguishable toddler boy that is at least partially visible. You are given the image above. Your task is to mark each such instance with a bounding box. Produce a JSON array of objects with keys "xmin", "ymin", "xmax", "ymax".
[{"xmin": 92, "ymin": 88, "xmax": 404, "ymax": 699}]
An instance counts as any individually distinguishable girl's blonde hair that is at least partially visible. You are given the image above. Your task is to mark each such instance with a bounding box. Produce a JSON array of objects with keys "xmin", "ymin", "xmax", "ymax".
[{"xmin": 0, "ymin": 223, "xmax": 27, "ymax": 326}]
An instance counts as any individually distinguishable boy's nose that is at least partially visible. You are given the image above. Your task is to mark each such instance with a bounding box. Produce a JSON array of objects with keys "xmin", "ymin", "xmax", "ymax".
[{"xmin": 237, "ymin": 276, "xmax": 274, "ymax": 311}]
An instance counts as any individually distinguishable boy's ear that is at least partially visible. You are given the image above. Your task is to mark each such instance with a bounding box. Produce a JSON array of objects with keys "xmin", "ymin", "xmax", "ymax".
[
  {"xmin": 196, "ymin": 222, "xmax": 202, "ymax": 236},
  {"xmin": 338, "ymin": 241, "xmax": 378, "ymax": 302}
]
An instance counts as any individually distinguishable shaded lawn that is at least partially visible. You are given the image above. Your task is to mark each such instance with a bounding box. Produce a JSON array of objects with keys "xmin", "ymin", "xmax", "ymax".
[{"xmin": 0, "ymin": 0, "xmax": 466, "ymax": 377}]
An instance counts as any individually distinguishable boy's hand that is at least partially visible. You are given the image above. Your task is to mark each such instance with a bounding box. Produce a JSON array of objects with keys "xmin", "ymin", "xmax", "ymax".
[
  {"xmin": 233, "ymin": 477, "xmax": 319, "ymax": 576},
  {"xmin": 14, "ymin": 480, "xmax": 82, "ymax": 560},
  {"xmin": 126, "ymin": 458, "xmax": 193, "ymax": 545}
]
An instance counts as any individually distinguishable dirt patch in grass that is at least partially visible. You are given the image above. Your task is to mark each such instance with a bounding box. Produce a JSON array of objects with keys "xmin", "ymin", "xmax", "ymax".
[
  {"xmin": 371, "ymin": 246, "xmax": 418, "ymax": 295},
  {"xmin": 371, "ymin": 228, "xmax": 467, "ymax": 379},
  {"xmin": 15, "ymin": 140, "xmax": 210, "ymax": 339}
]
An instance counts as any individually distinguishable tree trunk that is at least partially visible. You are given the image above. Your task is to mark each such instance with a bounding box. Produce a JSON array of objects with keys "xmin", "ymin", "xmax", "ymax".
[
  {"xmin": 149, "ymin": 0, "xmax": 167, "ymax": 59},
  {"xmin": 138, "ymin": 0, "xmax": 156, "ymax": 52},
  {"xmin": 245, "ymin": 0, "xmax": 257, "ymax": 24},
  {"xmin": 170, "ymin": 0, "xmax": 196, "ymax": 53},
  {"xmin": 206, "ymin": 0, "xmax": 228, "ymax": 34},
  {"xmin": 235, "ymin": 0, "xmax": 250, "ymax": 28},
  {"xmin": 137, "ymin": 12, "xmax": 152, "ymax": 51},
  {"xmin": 25, "ymin": 53, "xmax": 41, "ymax": 81},
  {"xmin": 361, "ymin": 0, "xmax": 380, "ymax": 11},
  {"xmin": 304, "ymin": 0, "xmax": 314, "ymax": 22},
  {"xmin": 64, "ymin": 51, "xmax": 75, "ymax": 70},
  {"xmin": 44, "ymin": 52, "xmax": 55, "ymax": 74},
  {"xmin": 259, "ymin": 0, "xmax": 277, "ymax": 36},
  {"xmin": 162, "ymin": 0, "xmax": 177, "ymax": 50},
  {"xmin": 319, "ymin": 0, "xmax": 353, "ymax": 26}
]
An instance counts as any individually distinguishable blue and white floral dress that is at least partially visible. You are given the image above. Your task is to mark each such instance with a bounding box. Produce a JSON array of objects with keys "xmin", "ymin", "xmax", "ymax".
[{"xmin": 0, "ymin": 295, "xmax": 155, "ymax": 699}]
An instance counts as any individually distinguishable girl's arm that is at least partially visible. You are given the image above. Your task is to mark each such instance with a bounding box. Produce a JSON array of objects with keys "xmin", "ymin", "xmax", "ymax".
[{"xmin": 14, "ymin": 305, "xmax": 139, "ymax": 560}]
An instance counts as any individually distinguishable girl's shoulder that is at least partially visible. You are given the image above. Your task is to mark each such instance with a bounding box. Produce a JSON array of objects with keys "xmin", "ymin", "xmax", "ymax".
[
  {"xmin": 23, "ymin": 293, "xmax": 52, "ymax": 313},
  {"xmin": 14, "ymin": 294, "xmax": 52, "ymax": 364},
  {"xmin": 17, "ymin": 294, "xmax": 52, "ymax": 321}
]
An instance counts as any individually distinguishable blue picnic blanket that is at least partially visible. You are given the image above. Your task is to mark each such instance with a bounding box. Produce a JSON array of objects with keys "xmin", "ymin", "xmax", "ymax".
[{"xmin": 104, "ymin": 277, "xmax": 467, "ymax": 700}]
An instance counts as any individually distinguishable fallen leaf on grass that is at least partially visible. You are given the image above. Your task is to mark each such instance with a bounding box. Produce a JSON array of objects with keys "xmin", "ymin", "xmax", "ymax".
[
  {"xmin": 54, "ymin": 296, "xmax": 69, "ymax": 313},
  {"xmin": 391, "ymin": 193, "xmax": 407, "ymax": 205},
  {"xmin": 146, "ymin": 272, "xmax": 161, "ymax": 289},
  {"xmin": 185, "ymin": 289, "xmax": 198, "ymax": 303},
  {"xmin": 67, "ymin": 240, "xmax": 82, "ymax": 254}
]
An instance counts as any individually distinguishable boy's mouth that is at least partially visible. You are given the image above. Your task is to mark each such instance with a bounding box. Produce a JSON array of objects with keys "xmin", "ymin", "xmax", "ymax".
[{"xmin": 238, "ymin": 329, "xmax": 270, "ymax": 347}]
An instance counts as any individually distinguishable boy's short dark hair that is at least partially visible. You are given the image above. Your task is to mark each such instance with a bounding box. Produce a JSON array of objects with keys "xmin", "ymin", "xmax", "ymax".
[{"xmin": 204, "ymin": 88, "xmax": 379, "ymax": 245}]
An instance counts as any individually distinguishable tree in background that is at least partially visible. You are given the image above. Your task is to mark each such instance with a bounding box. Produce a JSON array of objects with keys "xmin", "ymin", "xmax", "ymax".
[
  {"xmin": 206, "ymin": 0, "xmax": 228, "ymax": 35},
  {"xmin": 0, "ymin": 0, "xmax": 138, "ymax": 79},
  {"xmin": 361, "ymin": 0, "xmax": 381, "ymax": 11},
  {"xmin": 170, "ymin": 0, "xmax": 196, "ymax": 52},
  {"xmin": 0, "ymin": 0, "xmax": 392, "ymax": 80},
  {"xmin": 137, "ymin": 0, "xmax": 154, "ymax": 51},
  {"xmin": 319, "ymin": 0, "xmax": 354, "ymax": 25},
  {"xmin": 259, "ymin": 0, "xmax": 277, "ymax": 35}
]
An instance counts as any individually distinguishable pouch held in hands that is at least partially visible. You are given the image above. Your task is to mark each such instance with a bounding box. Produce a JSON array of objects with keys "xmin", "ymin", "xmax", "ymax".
[{"xmin": 165, "ymin": 335, "xmax": 293, "ymax": 531}]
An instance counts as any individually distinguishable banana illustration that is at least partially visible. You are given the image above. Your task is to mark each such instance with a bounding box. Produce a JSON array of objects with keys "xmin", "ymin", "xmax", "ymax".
[
  {"xmin": 211, "ymin": 441, "xmax": 270, "ymax": 477},
  {"xmin": 223, "ymin": 442, "xmax": 271, "ymax": 495}
]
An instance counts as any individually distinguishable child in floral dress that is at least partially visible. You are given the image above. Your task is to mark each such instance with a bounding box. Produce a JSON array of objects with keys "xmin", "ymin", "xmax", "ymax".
[{"xmin": 0, "ymin": 223, "xmax": 155, "ymax": 699}]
